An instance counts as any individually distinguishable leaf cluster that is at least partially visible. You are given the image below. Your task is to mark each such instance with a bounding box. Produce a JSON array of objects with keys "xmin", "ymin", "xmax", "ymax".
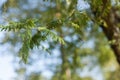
[{"xmin": 0, "ymin": 19, "xmax": 65, "ymax": 63}]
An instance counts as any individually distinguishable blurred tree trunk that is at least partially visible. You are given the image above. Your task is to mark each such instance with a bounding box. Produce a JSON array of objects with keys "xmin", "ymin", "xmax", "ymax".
[
  {"xmin": 99, "ymin": 0, "xmax": 120, "ymax": 64},
  {"xmin": 60, "ymin": 45, "xmax": 68, "ymax": 80},
  {"xmin": 90, "ymin": 0, "xmax": 120, "ymax": 65},
  {"xmin": 60, "ymin": 31, "xmax": 71, "ymax": 80},
  {"xmin": 100, "ymin": 9, "xmax": 120, "ymax": 64}
]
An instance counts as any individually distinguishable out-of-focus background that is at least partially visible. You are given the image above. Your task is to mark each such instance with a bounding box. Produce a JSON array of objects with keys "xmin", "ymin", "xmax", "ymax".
[{"xmin": 0, "ymin": 0, "xmax": 120, "ymax": 80}]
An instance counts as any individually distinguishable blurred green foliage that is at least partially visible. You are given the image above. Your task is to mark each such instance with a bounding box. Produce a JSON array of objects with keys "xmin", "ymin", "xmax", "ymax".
[{"xmin": 0, "ymin": 0, "xmax": 120, "ymax": 80}]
